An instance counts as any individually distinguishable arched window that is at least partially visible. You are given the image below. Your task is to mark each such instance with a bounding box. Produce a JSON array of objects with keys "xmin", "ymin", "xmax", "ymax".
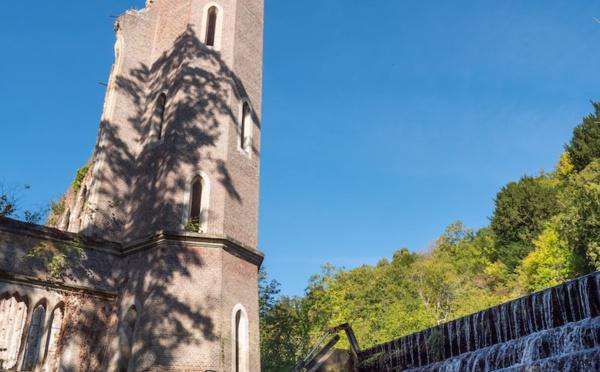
[
  {"xmin": 118, "ymin": 305, "xmax": 137, "ymax": 372},
  {"xmin": 22, "ymin": 304, "xmax": 46, "ymax": 370},
  {"xmin": 188, "ymin": 176, "xmax": 203, "ymax": 231},
  {"xmin": 240, "ymin": 101, "xmax": 252, "ymax": 153},
  {"xmin": 232, "ymin": 306, "xmax": 249, "ymax": 372},
  {"xmin": 205, "ymin": 6, "xmax": 219, "ymax": 47},
  {"xmin": 0, "ymin": 294, "xmax": 28, "ymax": 370},
  {"xmin": 42, "ymin": 304, "xmax": 64, "ymax": 372},
  {"xmin": 151, "ymin": 93, "xmax": 167, "ymax": 141}
]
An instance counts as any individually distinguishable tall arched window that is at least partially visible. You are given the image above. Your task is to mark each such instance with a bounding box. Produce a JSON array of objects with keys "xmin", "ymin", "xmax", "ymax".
[
  {"xmin": 184, "ymin": 174, "xmax": 210, "ymax": 232},
  {"xmin": 188, "ymin": 176, "xmax": 204, "ymax": 231},
  {"xmin": 151, "ymin": 93, "xmax": 167, "ymax": 141},
  {"xmin": 118, "ymin": 305, "xmax": 137, "ymax": 372},
  {"xmin": 205, "ymin": 6, "xmax": 218, "ymax": 47},
  {"xmin": 240, "ymin": 101, "xmax": 252, "ymax": 153},
  {"xmin": 0, "ymin": 294, "xmax": 28, "ymax": 370},
  {"xmin": 42, "ymin": 304, "xmax": 64, "ymax": 372},
  {"xmin": 232, "ymin": 306, "xmax": 249, "ymax": 372},
  {"xmin": 22, "ymin": 304, "xmax": 46, "ymax": 371}
]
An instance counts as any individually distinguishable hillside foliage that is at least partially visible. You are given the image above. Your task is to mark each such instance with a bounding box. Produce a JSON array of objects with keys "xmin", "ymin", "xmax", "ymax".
[{"xmin": 260, "ymin": 103, "xmax": 600, "ymax": 370}]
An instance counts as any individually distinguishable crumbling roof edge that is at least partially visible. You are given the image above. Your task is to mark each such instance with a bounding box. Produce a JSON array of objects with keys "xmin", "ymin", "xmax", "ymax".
[{"xmin": 0, "ymin": 217, "xmax": 123, "ymax": 255}]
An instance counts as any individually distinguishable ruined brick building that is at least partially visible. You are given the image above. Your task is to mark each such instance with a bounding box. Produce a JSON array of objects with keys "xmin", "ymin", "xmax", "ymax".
[{"xmin": 0, "ymin": 0, "xmax": 264, "ymax": 370}]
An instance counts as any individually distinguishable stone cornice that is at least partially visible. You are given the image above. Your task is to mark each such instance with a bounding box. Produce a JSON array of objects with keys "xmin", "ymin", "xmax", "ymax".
[
  {"xmin": 0, "ymin": 217, "xmax": 265, "ymax": 267},
  {"xmin": 0, "ymin": 217, "xmax": 123, "ymax": 255},
  {"xmin": 123, "ymin": 230, "xmax": 265, "ymax": 267}
]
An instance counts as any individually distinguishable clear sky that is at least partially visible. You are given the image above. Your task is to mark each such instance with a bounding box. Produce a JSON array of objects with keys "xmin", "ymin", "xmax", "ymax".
[{"xmin": 1, "ymin": 1, "xmax": 600, "ymax": 296}]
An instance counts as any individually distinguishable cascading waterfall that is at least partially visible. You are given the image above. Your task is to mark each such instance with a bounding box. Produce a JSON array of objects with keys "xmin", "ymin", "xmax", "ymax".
[
  {"xmin": 405, "ymin": 317, "xmax": 600, "ymax": 372},
  {"xmin": 357, "ymin": 272, "xmax": 600, "ymax": 371}
]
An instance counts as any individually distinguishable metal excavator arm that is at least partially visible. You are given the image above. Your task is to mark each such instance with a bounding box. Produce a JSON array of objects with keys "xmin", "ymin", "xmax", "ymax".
[{"xmin": 293, "ymin": 323, "xmax": 361, "ymax": 372}]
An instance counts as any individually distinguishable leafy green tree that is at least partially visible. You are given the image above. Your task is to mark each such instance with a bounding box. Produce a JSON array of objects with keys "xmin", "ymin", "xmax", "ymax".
[
  {"xmin": 261, "ymin": 296, "xmax": 310, "ymax": 371},
  {"xmin": 434, "ymin": 222, "xmax": 491, "ymax": 278},
  {"xmin": 517, "ymin": 224, "xmax": 574, "ymax": 293},
  {"xmin": 259, "ymin": 267, "xmax": 281, "ymax": 318},
  {"xmin": 409, "ymin": 255, "xmax": 459, "ymax": 324},
  {"xmin": 565, "ymin": 102, "xmax": 600, "ymax": 172},
  {"xmin": 555, "ymin": 152, "xmax": 575, "ymax": 179},
  {"xmin": 490, "ymin": 176, "xmax": 560, "ymax": 269},
  {"xmin": 259, "ymin": 268, "xmax": 312, "ymax": 372},
  {"xmin": 557, "ymin": 160, "xmax": 600, "ymax": 272},
  {"xmin": 482, "ymin": 260, "xmax": 514, "ymax": 297}
]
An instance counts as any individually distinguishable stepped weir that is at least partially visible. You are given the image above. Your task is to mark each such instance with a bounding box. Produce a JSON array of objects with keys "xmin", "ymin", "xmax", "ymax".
[
  {"xmin": 295, "ymin": 272, "xmax": 600, "ymax": 371},
  {"xmin": 357, "ymin": 271, "xmax": 600, "ymax": 371}
]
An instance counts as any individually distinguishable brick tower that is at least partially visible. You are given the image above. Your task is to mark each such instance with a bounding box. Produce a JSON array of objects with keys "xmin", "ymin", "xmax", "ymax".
[{"xmin": 57, "ymin": 0, "xmax": 265, "ymax": 370}]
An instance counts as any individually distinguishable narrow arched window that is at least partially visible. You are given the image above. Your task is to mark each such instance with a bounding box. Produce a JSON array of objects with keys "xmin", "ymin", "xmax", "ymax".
[
  {"xmin": 189, "ymin": 177, "xmax": 203, "ymax": 230},
  {"xmin": 118, "ymin": 305, "xmax": 137, "ymax": 372},
  {"xmin": 205, "ymin": 6, "xmax": 218, "ymax": 47},
  {"xmin": 240, "ymin": 102, "xmax": 252, "ymax": 152},
  {"xmin": 233, "ymin": 307, "xmax": 249, "ymax": 372},
  {"xmin": 185, "ymin": 174, "xmax": 209, "ymax": 233},
  {"xmin": 22, "ymin": 304, "xmax": 46, "ymax": 370},
  {"xmin": 42, "ymin": 305, "xmax": 64, "ymax": 372},
  {"xmin": 152, "ymin": 93, "xmax": 167, "ymax": 141},
  {"xmin": 0, "ymin": 295, "xmax": 28, "ymax": 370}
]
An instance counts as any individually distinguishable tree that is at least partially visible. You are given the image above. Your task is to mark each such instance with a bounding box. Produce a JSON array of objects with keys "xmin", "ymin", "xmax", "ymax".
[
  {"xmin": 259, "ymin": 268, "xmax": 312, "ymax": 372},
  {"xmin": 0, "ymin": 191, "xmax": 16, "ymax": 217},
  {"xmin": 0, "ymin": 184, "xmax": 43, "ymax": 224},
  {"xmin": 565, "ymin": 102, "xmax": 600, "ymax": 172},
  {"xmin": 409, "ymin": 255, "xmax": 459, "ymax": 324},
  {"xmin": 517, "ymin": 224, "xmax": 574, "ymax": 293},
  {"xmin": 259, "ymin": 267, "xmax": 281, "ymax": 319},
  {"xmin": 434, "ymin": 222, "xmax": 492, "ymax": 278},
  {"xmin": 260, "ymin": 296, "xmax": 310, "ymax": 372},
  {"xmin": 557, "ymin": 160, "xmax": 600, "ymax": 272},
  {"xmin": 490, "ymin": 176, "xmax": 560, "ymax": 269},
  {"xmin": 555, "ymin": 152, "xmax": 575, "ymax": 179}
]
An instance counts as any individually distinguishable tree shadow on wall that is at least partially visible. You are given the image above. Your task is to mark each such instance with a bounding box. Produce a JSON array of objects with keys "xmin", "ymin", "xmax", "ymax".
[
  {"xmin": 86, "ymin": 25, "xmax": 258, "ymax": 241},
  {"xmin": 70, "ymin": 26, "xmax": 260, "ymax": 369}
]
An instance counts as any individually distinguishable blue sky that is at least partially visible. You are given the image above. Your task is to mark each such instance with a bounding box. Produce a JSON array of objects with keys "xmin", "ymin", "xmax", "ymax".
[{"xmin": 1, "ymin": 1, "xmax": 599, "ymax": 296}]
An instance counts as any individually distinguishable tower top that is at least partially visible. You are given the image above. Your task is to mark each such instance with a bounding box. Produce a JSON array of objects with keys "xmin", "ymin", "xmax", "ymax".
[{"xmin": 58, "ymin": 0, "xmax": 264, "ymax": 249}]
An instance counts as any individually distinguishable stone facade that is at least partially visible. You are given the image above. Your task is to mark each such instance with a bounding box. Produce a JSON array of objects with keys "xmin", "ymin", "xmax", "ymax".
[{"xmin": 0, "ymin": 0, "xmax": 265, "ymax": 370}]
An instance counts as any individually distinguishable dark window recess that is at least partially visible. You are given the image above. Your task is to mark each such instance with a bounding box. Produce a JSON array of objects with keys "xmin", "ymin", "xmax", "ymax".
[
  {"xmin": 190, "ymin": 177, "xmax": 203, "ymax": 225},
  {"xmin": 206, "ymin": 7, "xmax": 218, "ymax": 47}
]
